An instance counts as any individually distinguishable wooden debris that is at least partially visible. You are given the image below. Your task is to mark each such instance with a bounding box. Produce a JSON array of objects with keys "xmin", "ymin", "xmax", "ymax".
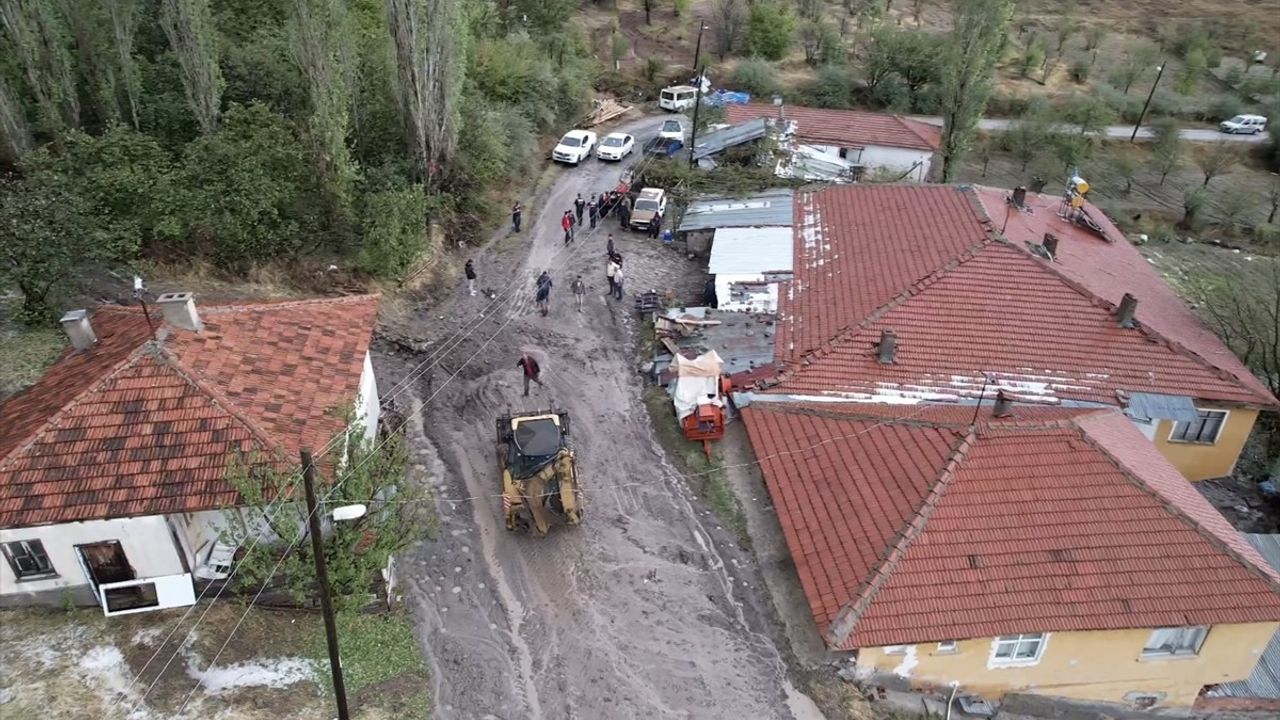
[{"xmin": 582, "ymin": 99, "xmax": 630, "ymax": 127}]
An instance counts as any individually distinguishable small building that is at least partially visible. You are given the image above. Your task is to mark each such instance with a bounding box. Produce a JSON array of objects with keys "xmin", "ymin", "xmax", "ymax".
[
  {"xmin": 676, "ymin": 187, "xmax": 793, "ymax": 257},
  {"xmin": 0, "ymin": 294, "xmax": 381, "ymax": 615},
  {"xmin": 707, "ymin": 226, "xmax": 794, "ymax": 313},
  {"xmin": 727, "ymin": 103, "xmax": 940, "ymax": 181}
]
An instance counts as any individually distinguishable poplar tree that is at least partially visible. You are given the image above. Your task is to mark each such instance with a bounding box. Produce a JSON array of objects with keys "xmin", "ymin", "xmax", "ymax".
[
  {"xmin": 0, "ymin": 0, "xmax": 80, "ymax": 135},
  {"xmin": 388, "ymin": 0, "xmax": 466, "ymax": 186},
  {"xmin": 160, "ymin": 0, "xmax": 223, "ymax": 134},
  {"xmin": 290, "ymin": 0, "xmax": 355, "ymax": 207},
  {"xmin": 937, "ymin": 0, "xmax": 1013, "ymax": 182}
]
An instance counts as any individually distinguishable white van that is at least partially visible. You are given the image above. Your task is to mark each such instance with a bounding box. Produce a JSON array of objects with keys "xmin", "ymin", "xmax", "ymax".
[
  {"xmin": 1219, "ymin": 114, "xmax": 1267, "ymax": 134},
  {"xmin": 660, "ymin": 85, "xmax": 698, "ymax": 112}
]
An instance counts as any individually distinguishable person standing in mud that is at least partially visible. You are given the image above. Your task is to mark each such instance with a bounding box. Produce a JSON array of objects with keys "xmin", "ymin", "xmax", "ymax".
[
  {"xmin": 606, "ymin": 233, "xmax": 615, "ymax": 257},
  {"xmin": 465, "ymin": 259, "xmax": 477, "ymax": 296},
  {"xmin": 606, "ymin": 256, "xmax": 619, "ymax": 296},
  {"xmin": 574, "ymin": 193, "xmax": 586, "ymax": 225},
  {"xmin": 561, "ymin": 210, "xmax": 573, "ymax": 245},
  {"xmin": 612, "ymin": 262, "xmax": 625, "ymax": 301},
  {"xmin": 535, "ymin": 271, "xmax": 553, "ymax": 316},
  {"xmin": 571, "ymin": 275, "xmax": 586, "ymax": 312},
  {"xmin": 516, "ymin": 353, "xmax": 543, "ymax": 397},
  {"xmin": 511, "ymin": 201, "xmax": 522, "ymax": 232},
  {"xmin": 588, "ymin": 194, "xmax": 599, "ymax": 230}
]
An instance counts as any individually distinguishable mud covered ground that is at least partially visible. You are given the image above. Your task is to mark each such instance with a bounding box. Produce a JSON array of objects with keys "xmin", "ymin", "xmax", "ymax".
[{"xmin": 373, "ymin": 115, "xmax": 826, "ymax": 720}]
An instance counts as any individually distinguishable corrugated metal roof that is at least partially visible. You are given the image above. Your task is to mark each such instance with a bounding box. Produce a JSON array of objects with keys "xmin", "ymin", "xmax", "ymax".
[
  {"xmin": 1126, "ymin": 392, "xmax": 1200, "ymax": 423},
  {"xmin": 656, "ymin": 307, "xmax": 778, "ymax": 377},
  {"xmin": 677, "ymin": 188, "xmax": 794, "ymax": 232},
  {"xmin": 709, "ymin": 227, "xmax": 794, "ymax": 275},
  {"xmin": 1210, "ymin": 534, "xmax": 1280, "ymax": 699},
  {"xmin": 691, "ymin": 118, "xmax": 769, "ymax": 160}
]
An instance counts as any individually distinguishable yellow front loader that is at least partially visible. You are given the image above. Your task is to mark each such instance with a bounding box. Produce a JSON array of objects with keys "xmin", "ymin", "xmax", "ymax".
[{"xmin": 496, "ymin": 410, "xmax": 582, "ymax": 536}]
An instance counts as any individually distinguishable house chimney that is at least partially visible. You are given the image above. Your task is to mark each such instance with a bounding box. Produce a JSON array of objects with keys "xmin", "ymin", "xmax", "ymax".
[
  {"xmin": 156, "ymin": 291, "xmax": 203, "ymax": 332},
  {"xmin": 1116, "ymin": 293, "xmax": 1138, "ymax": 328},
  {"xmin": 877, "ymin": 329, "xmax": 897, "ymax": 364},
  {"xmin": 59, "ymin": 309, "xmax": 97, "ymax": 351},
  {"xmin": 992, "ymin": 390, "xmax": 1013, "ymax": 418},
  {"xmin": 1012, "ymin": 186, "xmax": 1027, "ymax": 208},
  {"xmin": 1042, "ymin": 233, "xmax": 1059, "ymax": 259}
]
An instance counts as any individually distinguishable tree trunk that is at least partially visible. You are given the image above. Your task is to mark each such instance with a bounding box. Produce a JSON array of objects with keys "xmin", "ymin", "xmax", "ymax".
[{"xmin": 645, "ymin": 0, "xmax": 652, "ymax": 24}]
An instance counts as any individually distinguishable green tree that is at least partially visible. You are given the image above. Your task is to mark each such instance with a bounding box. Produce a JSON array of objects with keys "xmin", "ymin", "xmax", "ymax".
[
  {"xmin": 1062, "ymin": 94, "xmax": 1117, "ymax": 136},
  {"xmin": 222, "ymin": 424, "xmax": 425, "ymax": 611},
  {"xmin": 1, "ymin": 0, "xmax": 80, "ymax": 135},
  {"xmin": 388, "ymin": 0, "xmax": 468, "ymax": 185},
  {"xmin": 1175, "ymin": 47, "xmax": 1205, "ymax": 95},
  {"xmin": 1020, "ymin": 33, "xmax": 1045, "ymax": 78},
  {"xmin": 160, "ymin": 0, "xmax": 224, "ymax": 134},
  {"xmin": 729, "ymin": 57, "xmax": 780, "ymax": 97},
  {"xmin": 356, "ymin": 183, "xmax": 428, "ymax": 279},
  {"xmin": 1084, "ymin": 26, "xmax": 1106, "ymax": 67},
  {"xmin": 1108, "ymin": 150, "xmax": 1138, "ymax": 195},
  {"xmin": 806, "ymin": 64, "xmax": 853, "ymax": 108},
  {"xmin": 1055, "ymin": 8, "xmax": 1077, "ymax": 54},
  {"xmin": 1193, "ymin": 141, "xmax": 1240, "ymax": 188},
  {"xmin": 165, "ymin": 103, "xmax": 316, "ymax": 267},
  {"xmin": 1111, "ymin": 40, "xmax": 1159, "ymax": 93},
  {"xmin": 743, "ymin": 1, "xmax": 795, "ymax": 61},
  {"xmin": 711, "ymin": 0, "xmax": 746, "ymax": 59},
  {"xmin": 1151, "ymin": 118, "xmax": 1184, "ymax": 185},
  {"xmin": 0, "ymin": 72, "xmax": 34, "ymax": 161},
  {"xmin": 290, "ymin": 0, "xmax": 356, "ymax": 219},
  {"xmin": 937, "ymin": 0, "xmax": 1013, "ymax": 182},
  {"xmin": 22, "ymin": 124, "xmax": 171, "ymax": 254},
  {"xmin": 1178, "ymin": 186, "xmax": 1206, "ymax": 230},
  {"xmin": 798, "ymin": 19, "xmax": 841, "ymax": 66},
  {"xmin": 0, "ymin": 173, "xmax": 104, "ymax": 321}
]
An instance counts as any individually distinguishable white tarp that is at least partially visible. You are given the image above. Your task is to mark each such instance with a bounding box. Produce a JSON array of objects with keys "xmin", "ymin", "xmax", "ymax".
[{"xmin": 672, "ymin": 351, "xmax": 725, "ymax": 420}]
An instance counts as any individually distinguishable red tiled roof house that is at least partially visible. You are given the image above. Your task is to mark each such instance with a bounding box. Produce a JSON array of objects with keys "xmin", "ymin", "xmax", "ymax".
[
  {"xmin": 0, "ymin": 294, "xmax": 381, "ymax": 615},
  {"xmin": 738, "ymin": 184, "xmax": 1280, "ymax": 706},
  {"xmin": 727, "ymin": 104, "xmax": 941, "ymax": 181}
]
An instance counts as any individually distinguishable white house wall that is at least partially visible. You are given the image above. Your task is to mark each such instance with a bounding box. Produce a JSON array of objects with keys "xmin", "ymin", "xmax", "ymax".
[
  {"xmin": 0, "ymin": 515, "xmax": 185, "ymax": 606},
  {"xmin": 357, "ymin": 351, "xmax": 380, "ymax": 443},
  {"xmin": 859, "ymin": 145, "xmax": 933, "ymax": 181}
]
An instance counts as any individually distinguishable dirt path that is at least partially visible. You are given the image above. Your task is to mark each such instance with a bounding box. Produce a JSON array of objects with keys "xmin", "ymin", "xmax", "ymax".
[{"xmin": 373, "ymin": 115, "xmax": 822, "ymax": 720}]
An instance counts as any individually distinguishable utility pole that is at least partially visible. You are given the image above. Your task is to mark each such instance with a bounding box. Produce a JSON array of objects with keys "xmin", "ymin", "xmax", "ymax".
[
  {"xmin": 301, "ymin": 449, "xmax": 351, "ymax": 720},
  {"xmin": 687, "ymin": 65, "xmax": 705, "ymax": 168},
  {"xmin": 692, "ymin": 23, "xmax": 706, "ymax": 76},
  {"xmin": 1130, "ymin": 61, "xmax": 1166, "ymax": 143}
]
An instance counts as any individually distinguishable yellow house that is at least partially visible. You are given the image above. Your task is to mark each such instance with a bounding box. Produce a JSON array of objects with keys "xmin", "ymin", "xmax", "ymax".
[
  {"xmin": 1147, "ymin": 405, "xmax": 1260, "ymax": 482},
  {"xmin": 743, "ymin": 403, "xmax": 1280, "ymax": 709}
]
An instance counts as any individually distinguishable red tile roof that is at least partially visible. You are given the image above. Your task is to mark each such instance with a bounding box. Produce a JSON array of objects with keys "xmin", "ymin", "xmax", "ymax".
[
  {"xmin": 726, "ymin": 104, "xmax": 942, "ymax": 152},
  {"xmin": 0, "ymin": 296, "xmax": 380, "ymax": 528},
  {"xmin": 742, "ymin": 403, "xmax": 1280, "ymax": 649},
  {"xmin": 769, "ymin": 185, "xmax": 1276, "ymax": 408}
]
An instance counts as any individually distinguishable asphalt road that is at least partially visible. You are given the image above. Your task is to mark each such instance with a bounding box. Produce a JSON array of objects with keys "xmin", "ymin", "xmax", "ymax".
[
  {"xmin": 911, "ymin": 116, "xmax": 1270, "ymax": 143},
  {"xmin": 374, "ymin": 114, "xmax": 823, "ymax": 720}
]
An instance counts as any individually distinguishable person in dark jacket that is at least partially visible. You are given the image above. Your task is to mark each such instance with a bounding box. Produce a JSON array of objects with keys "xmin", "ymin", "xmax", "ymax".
[
  {"xmin": 516, "ymin": 353, "xmax": 543, "ymax": 396},
  {"xmin": 648, "ymin": 213, "xmax": 661, "ymax": 239},
  {"xmin": 465, "ymin": 259, "xmax": 477, "ymax": 296},
  {"xmin": 511, "ymin": 202, "xmax": 522, "ymax": 232},
  {"xmin": 618, "ymin": 200, "xmax": 631, "ymax": 230},
  {"xmin": 587, "ymin": 194, "xmax": 599, "ymax": 229},
  {"xmin": 574, "ymin": 194, "xmax": 585, "ymax": 224},
  {"xmin": 535, "ymin": 271, "xmax": 553, "ymax": 316}
]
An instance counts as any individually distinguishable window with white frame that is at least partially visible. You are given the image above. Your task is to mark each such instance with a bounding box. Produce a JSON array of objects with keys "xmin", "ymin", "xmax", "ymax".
[
  {"xmin": 2, "ymin": 539, "xmax": 56, "ymax": 579},
  {"xmin": 1169, "ymin": 410, "xmax": 1227, "ymax": 444},
  {"xmin": 937, "ymin": 640, "xmax": 958, "ymax": 652},
  {"xmin": 1142, "ymin": 627, "xmax": 1207, "ymax": 657},
  {"xmin": 883, "ymin": 645, "xmax": 910, "ymax": 655},
  {"xmin": 991, "ymin": 634, "xmax": 1047, "ymax": 665}
]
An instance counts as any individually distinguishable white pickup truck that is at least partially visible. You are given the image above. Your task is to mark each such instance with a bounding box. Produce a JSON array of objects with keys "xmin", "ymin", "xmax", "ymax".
[{"xmin": 552, "ymin": 129, "xmax": 597, "ymax": 165}]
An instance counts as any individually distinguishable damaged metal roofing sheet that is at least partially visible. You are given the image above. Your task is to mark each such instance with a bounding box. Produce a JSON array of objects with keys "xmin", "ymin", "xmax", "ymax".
[
  {"xmin": 1126, "ymin": 392, "xmax": 1201, "ymax": 423},
  {"xmin": 708, "ymin": 227, "xmax": 794, "ymax": 275},
  {"xmin": 1208, "ymin": 533, "xmax": 1280, "ymax": 699},
  {"xmin": 690, "ymin": 118, "xmax": 769, "ymax": 161},
  {"xmin": 677, "ymin": 188, "xmax": 794, "ymax": 232}
]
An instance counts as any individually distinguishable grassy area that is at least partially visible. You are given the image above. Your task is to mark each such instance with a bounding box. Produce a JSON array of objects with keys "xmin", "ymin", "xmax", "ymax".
[
  {"xmin": 642, "ymin": 386, "xmax": 751, "ymax": 545},
  {"xmin": 0, "ymin": 321, "xmax": 63, "ymax": 398},
  {"xmin": 304, "ymin": 611, "xmax": 431, "ymax": 716}
]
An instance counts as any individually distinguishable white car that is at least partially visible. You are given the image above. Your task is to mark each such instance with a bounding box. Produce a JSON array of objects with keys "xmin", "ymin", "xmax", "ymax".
[
  {"xmin": 659, "ymin": 85, "xmax": 698, "ymax": 112},
  {"xmin": 1218, "ymin": 114, "xmax": 1267, "ymax": 134},
  {"xmin": 596, "ymin": 132, "xmax": 634, "ymax": 161},
  {"xmin": 552, "ymin": 129, "xmax": 597, "ymax": 165},
  {"xmin": 657, "ymin": 119, "xmax": 685, "ymax": 143}
]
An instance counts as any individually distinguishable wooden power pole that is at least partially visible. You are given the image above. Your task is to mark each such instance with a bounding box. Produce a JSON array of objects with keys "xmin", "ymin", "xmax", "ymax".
[{"xmin": 301, "ymin": 449, "xmax": 351, "ymax": 720}]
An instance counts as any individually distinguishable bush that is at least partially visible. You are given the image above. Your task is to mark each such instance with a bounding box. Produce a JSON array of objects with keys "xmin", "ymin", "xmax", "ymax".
[
  {"xmin": 1223, "ymin": 65, "xmax": 1246, "ymax": 88},
  {"xmin": 1094, "ymin": 84, "xmax": 1140, "ymax": 122},
  {"xmin": 1212, "ymin": 95, "xmax": 1243, "ymax": 122},
  {"xmin": 1255, "ymin": 223, "xmax": 1280, "ymax": 248},
  {"xmin": 803, "ymin": 64, "xmax": 853, "ymax": 108},
  {"xmin": 729, "ymin": 58, "xmax": 780, "ymax": 97},
  {"xmin": 1068, "ymin": 59, "xmax": 1090, "ymax": 83},
  {"xmin": 743, "ymin": 1, "xmax": 796, "ymax": 61}
]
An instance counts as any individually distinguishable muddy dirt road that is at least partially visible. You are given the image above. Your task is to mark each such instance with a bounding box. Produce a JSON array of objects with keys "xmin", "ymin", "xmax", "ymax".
[{"xmin": 373, "ymin": 115, "xmax": 823, "ymax": 720}]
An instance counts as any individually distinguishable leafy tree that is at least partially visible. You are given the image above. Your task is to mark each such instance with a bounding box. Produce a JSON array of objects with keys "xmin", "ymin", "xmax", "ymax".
[
  {"xmin": 356, "ymin": 183, "xmax": 428, "ymax": 279},
  {"xmin": 1193, "ymin": 141, "xmax": 1240, "ymax": 188},
  {"xmin": 806, "ymin": 64, "xmax": 853, "ymax": 108},
  {"xmin": 1062, "ymin": 94, "xmax": 1116, "ymax": 136},
  {"xmin": 0, "ymin": 72, "xmax": 34, "ymax": 161},
  {"xmin": 1003, "ymin": 118, "xmax": 1048, "ymax": 172},
  {"xmin": 743, "ymin": 1, "xmax": 795, "ymax": 61},
  {"xmin": 160, "ymin": 0, "xmax": 224, "ymax": 134},
  {"xmin": 609, "ymin": 23, "xmax": 628, "ymax": 71},
  {"xmin": 106, "ymin": 0, "xmax": 143, "ymax": 129},
  {"xmin": 1108, "ymin": 150, "xmax": 1138, "ymax": 195},
  {"xmin": 798, "ymin": 19, "xmax": 840, "ymax": 66},
  {"xmin": 937, "ymin": 0, "xmax": 1013, "ymax": 182},
  {"xmin": 1186, "ymin": 263, "xmax": 1280, "ymax": 406},
  {"xmin": 1, "ymin": 0, "xmax": 80, "ymax": 135},
  {"xmin": 1084, "ymin": 26, "xmax": 1106, "ymax": 67},
  {"xmin": 1150, "ymin": 118, "xmax": 1184, "ymax": 185},
  {"xmin": 290, "ymin": 0, "xmax": 356, "ymax": 218},
  {"xmin": 711, "ymin": 0, "xmax": 746, "ymax": 59},
  {"xmin": 222, "ymin": 424, "xmax": 425, "ymax": 611},
  {"xmin": 1111, "ymin": 40, "xmax": 1159, "ymax": 93},
  {"xmin": 729, "ymin": 57, "xmax": 780, "ymax": 97},
  {"xmin": 1020, "ymin": 33, "xmax": 1045, "ymax": 78},
  {"xmin": 165, "ymin": 103, "xmax": 316, "ymax": 268},
  {"xmin": 1178, "ymin": 186, "xmax": 1206, "ymax": 230},
  {"xmin": 22, "ymin": 124, "xmax": 171, "ymax": 254},
  {"xmin": 0, "ymin": 173, "xmax": 104, "ymax": 321},
  {"xmin": 388, "ymin": 0, "xmax": 468, "ymax": 185},
  {"xmin": 1175, "ymin": 47, "xmax": 1206, "ymax": 95},
  {"xmin": 1055, "ymin": 8, "xmax": 1077, "ymax": 54}
]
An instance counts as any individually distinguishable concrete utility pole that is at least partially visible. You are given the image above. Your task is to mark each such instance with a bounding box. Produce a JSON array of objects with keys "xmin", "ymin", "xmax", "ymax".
[
  {"xmin": 301, "ymin": 449, "xmax": 351, "ymax": 720},
  {"xmin": 1131, "ymin": 61, "xmax": 1166, "ymax": 142}
]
